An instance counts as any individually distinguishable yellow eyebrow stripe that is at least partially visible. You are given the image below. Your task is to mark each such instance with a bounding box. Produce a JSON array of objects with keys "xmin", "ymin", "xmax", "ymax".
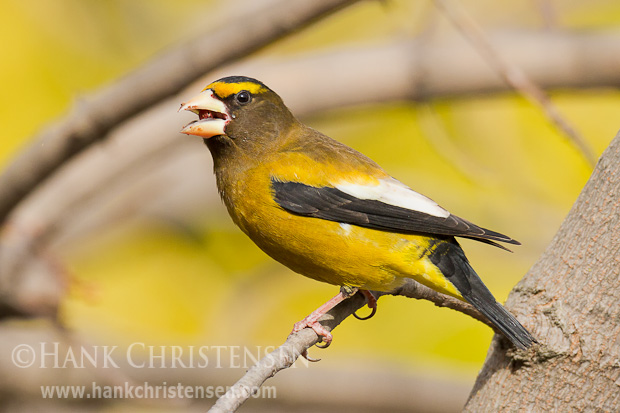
[{"xmin": 204, "ymin": 81, "xmax": 267, "ymax": 98}]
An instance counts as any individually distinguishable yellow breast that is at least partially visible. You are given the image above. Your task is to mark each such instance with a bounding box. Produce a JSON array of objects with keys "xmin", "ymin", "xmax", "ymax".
[{"xmin": 224, "ymin": 163, "xmax": 462, "ymax": 299}]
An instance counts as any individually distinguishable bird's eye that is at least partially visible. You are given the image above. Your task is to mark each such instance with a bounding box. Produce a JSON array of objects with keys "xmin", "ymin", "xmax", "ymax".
[{"xmin": 235, "ymin": 90, "xmax": 252, "ymax": 105}]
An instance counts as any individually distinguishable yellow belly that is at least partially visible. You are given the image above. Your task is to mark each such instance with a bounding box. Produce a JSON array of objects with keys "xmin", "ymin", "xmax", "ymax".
[
  {"xmin": 218, "ymin": 161, "xmax": 463, "ymax": 300},
  {"xmin": 235, "ymin": 198, "xmax": 462, "ymax": 299}
]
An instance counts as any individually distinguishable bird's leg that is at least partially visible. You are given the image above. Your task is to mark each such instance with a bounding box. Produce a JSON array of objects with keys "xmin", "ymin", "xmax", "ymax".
[
  {"xmin": 353, "ymin": 290, "xmax": 378, "ymax": 320},
  {"xmin": 291, "ymin": 286, "xmax": 359, "ymax": 350}
]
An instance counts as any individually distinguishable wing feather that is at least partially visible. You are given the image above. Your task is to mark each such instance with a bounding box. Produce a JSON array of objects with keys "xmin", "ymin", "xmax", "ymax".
[{"xmin": 272, "ymin": 179, "xmax": 519, "ymax": 248}]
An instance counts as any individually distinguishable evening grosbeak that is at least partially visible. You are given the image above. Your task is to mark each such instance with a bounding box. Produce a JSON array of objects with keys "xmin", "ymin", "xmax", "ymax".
[{"xmin": 179, "ymin": 76, "xmax": 536, "ymax": 350}]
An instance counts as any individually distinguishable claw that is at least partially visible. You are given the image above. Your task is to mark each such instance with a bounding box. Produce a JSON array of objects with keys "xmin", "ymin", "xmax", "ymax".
[
  {"xmin": 353, "ymin": 290, "xmax": 378, "ymax": 320},
  {"xmin": 301, "ymin": 349, "xmax": 321, "ymax": 362},
  {"xmin": 315, "ymin": 339, "xmax": 331, "ymax": 349},
  {"xmin": 353, "ymin": 305, "xmax": 377, "ymax": 320}
]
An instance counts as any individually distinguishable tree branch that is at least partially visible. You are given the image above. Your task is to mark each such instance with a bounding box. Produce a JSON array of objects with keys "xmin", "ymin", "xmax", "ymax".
[
  {"xmin": 392, "ymin": 279, "xmax": 494, "ymax": 329},
  {"xmin": 0, "ymin": 0, "xmax": 361, "ymax": 226},
  {"xmin": 208, "ymin": 292, "xmax": 367, "ymax": 413},
  {"xmin": 434, "ymin": 0, "xmax": 596, "ymax": 166},
  {"xmin": 465, "ymin": 131, "xmax": 620, "ymax": 410},
  {"xmin": 209, "ymin": 279, "xmax": 499, "ymax": 412}
]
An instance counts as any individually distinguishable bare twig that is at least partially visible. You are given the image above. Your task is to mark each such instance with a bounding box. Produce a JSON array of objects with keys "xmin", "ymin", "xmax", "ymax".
[
  {"xmin": 434, "ymin": 0, "xmax": 597, "ymax": 166},
  {"xmin": 209, "ymin": 280, "xmax": 500, "ymax": 411},
  {"xmin": 0, "ymin": 0, "xmax": 362, "ymax": 226},
  {"xmin": 208, "ymin": 292, "xmax": 367, "ymax": 412},
  {"xmin": 392, "ymin": 279, "xmax": 494, "ymax": 329},
  {"xmin": 0, "ymin": 318, "xmax": 471, "ymax": 411}
]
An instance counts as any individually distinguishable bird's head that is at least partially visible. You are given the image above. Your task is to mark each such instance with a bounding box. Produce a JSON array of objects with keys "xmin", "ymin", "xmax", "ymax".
[{"xmin": 179, "ymin": 76, "xmax": 296, "ymax": 155}]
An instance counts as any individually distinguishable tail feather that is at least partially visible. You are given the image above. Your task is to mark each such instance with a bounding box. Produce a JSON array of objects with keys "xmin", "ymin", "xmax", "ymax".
[
  {"xmin": 428, "ymin": 239, "xmax": 537, "ymax": 349},
  {"xmin": 466, "ymin": 293, "xmax": 537, "ymax": 350}
]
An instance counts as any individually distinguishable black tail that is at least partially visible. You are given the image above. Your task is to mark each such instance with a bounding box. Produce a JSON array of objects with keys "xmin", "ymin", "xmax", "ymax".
[{"xmin": 428, "ymin": 239, "xmax": 537, "ymax": 350}]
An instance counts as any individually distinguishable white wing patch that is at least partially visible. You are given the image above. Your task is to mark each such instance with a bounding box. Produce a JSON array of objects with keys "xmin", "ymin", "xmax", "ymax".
[
  {"xmin": 339, "ymin": 223, "xmax": 352, "ymax": 235},
  {"xmin": 334, "ymin": 178, "xmax": 450, "ymax": 218}
]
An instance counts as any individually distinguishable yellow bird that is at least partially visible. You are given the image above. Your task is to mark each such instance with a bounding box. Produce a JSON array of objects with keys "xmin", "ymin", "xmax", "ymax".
[{"xmin": 179, "ymin": 76, "xmax": 536, "ymax": 350}]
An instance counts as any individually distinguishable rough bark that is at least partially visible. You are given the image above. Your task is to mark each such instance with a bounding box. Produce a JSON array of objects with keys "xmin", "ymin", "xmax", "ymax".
[{"xmin": 465, "ymin": 131, "xmax": 620, "ymax": 411}]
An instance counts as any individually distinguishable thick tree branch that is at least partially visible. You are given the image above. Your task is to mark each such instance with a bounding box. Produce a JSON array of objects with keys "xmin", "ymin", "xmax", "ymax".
[
  {"xmin": 0, "ymin": 0, "xmax": 361, "ymax": 226},
  {"xmin": 465, "ymin": 131, "xmax": 620, "ymax": 411}
]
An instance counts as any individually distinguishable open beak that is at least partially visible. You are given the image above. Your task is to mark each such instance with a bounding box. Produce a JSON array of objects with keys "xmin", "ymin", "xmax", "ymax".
[{"xmin": 179, "ymin": 89, "xmax": 231, "ymax": 138}]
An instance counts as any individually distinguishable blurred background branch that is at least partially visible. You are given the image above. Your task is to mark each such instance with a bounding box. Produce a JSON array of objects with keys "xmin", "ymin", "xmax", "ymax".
[
  {"xmin": 434, "ymin": 0, "xmax": 597, "ymax": 166},
  {"xmin": 0, "ymin": 0, "xmax": 361, "ymax": 227}
]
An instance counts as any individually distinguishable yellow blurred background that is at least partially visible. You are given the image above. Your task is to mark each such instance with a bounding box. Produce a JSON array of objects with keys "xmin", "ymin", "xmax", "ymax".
[{"xmin": 2, "ymin": 0, "xmax": 620, "ymax": 411}]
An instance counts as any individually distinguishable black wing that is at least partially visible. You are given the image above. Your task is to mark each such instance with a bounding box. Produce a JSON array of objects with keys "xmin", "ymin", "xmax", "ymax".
[{"xmin": 271, "ymin": 180, "xmax": 519, "ymax": 249}]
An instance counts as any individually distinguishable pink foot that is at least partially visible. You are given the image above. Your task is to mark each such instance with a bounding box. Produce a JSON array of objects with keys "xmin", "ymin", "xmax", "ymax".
[
  {"xmin": 292, "ymin": 315, "xmax": 334, "ymax": 346},
  {"xmin": 289, "ymin": 287, "xmax": 359, "ymax": 355},
  {"xmin": 291, "ymin": 313, "xmax": 333, "ymax": 362}
]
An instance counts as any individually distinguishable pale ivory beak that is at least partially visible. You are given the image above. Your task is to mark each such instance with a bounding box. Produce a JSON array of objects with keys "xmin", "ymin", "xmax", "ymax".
[{"xmin": 179, "ymin": 89, "xmax": 230, "ymax": 138}]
